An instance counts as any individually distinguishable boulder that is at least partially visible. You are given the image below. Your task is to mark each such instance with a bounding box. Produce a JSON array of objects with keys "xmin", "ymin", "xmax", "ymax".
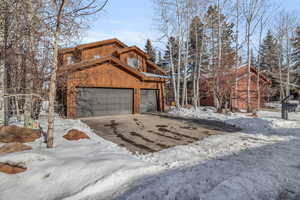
[
  {"xmin": 0, "ymin": 143, "xmax": 32, "ymax": 155},
  {"xmin": 0, "ymin": 125, "xmax": 41, "ymax": 143},
  {"xmin": 247, "ymin": 113, "xmax": 259, "ymax": 118},
  {"xmin": 0, "ymin": 162, "xmax": 27, "ymax": 174},
  {"xmin": 63, "ymin": 129, "xmax": 90, "ymax": 141}
]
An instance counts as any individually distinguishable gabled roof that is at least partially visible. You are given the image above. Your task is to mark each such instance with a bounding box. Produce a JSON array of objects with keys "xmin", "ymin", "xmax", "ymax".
[
  {"xmin": 58, "ymin": 56, "xmax": 167, "ymax": 82},
  {"xmin": 117, "ymin": 46, "xmax": 150, "ymax": 59},
  {"xmin": 146, "ymin": 60, "xmax": 168, "ymax": 76},
  {"xmin": 237, "ymin": 64, "xmax": 270, "ymax": 83},
  {"xmin": 201, "ymin": 64, "xmax": 271, "ymax": 84},
  {"xmin": 59, "ymin": 38, "xmax": 128, "ymax": 54},
  {"xmin": 76, "ymin": 38, "xmax": 127, "ymax": 50}
]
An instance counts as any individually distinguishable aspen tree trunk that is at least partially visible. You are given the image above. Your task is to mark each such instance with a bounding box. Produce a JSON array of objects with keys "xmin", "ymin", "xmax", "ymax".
[
  {"xmin": 192, "ymin": 30, "xmax": 199, "ymax": 107},
  {"xmin": 279, "ymin": 37, "xmax": 284, "ymax": 100},
  {"xmin": 246, "ymin": 23, "xmax": 252, "ymax": 112},
  {"xmin": 211, "ymin": 14, "xmax": 218, "ymax": 109},
  {"xmin": 256, "ymin": 19, "xmax": 263, "ymax": 110},
  {"xmin": 47, "ymin": 31, "xmax": 59, "ymax": 148},
  {"xmin": 234, "ymin": 0, "xmax": 239, "ymax": 111},
  {"xmin": 169, "ymin": 40, "xmax": 178, "ymax": 107},
  {"xmin": 176, "ymin": 41, "xmax": 181, "ymax": 107},
  {"xmin": 47, "ymin": 1, "xmax": 65, "ymax": 148},
  {"xmin": 193, "ymin": 27, "xmax": 202, "ymax": 108},
  {"xmin": 2, "ymin": 2, "xmax": 9, "ymax": 125},
  {"xmin": 216, "ymin": 0, "xmax": 222, "ymax": 112},
  {"xmin": 285, "ymin": 22, "xmax": 291, "ymax": 97},
  {"xmin": 182, "ymin": 2, "xmax": 190, "ymax": 107},
  {"xmin": 24, "ymin": 0, "xmax": 34, "ymax": 126},
  {"xmin": 196, "ymin": 35, "xmax": 204, "ymax": 107},
  {"xmin": 176, "ymin": 0, "xmax": 182, "ymax": 108}
]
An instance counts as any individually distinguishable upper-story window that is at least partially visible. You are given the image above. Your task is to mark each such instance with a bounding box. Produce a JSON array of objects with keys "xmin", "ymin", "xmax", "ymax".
[
  {"xmin": 94, "ymin": 54, "xmax": 101, "ymax": 59},
  {"xmin": 66, "ymin": 56, "xmax": 75, "ymax": 64},
  {"xmin": 127, "ymin": 57, "xmax": 139, "ymax": 69}
]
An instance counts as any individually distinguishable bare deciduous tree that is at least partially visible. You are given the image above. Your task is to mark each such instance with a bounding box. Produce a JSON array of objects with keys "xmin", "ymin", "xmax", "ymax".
[
  {"xmin": 46, "ymin": 0, "xmax": 108, "ymax": 148},
  {"xmin": 241, "ymin": 0, "xmax": 268, "ymax": 112}
]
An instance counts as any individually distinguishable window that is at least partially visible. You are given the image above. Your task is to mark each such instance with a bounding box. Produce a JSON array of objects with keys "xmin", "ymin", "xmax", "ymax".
[
  {"xmin": 94, "ymin": 54, "xmax": 101, "ymax": 59},
  {"xmin": 127, "ymin": 57, "xmax": 139, "ymax": 69},
  {"xmin": 66, "ymin": 56, "xmax": 75, "ymax": 64}
]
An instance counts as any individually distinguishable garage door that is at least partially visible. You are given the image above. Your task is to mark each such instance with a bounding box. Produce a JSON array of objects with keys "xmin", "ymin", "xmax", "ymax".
[
  {"xmin": 76, "ymin": 87, "xmax": 133, "ymax": 118},
  {"xmin": 140, "ymin": 89, "xmax": 158, "ymax": 113}
]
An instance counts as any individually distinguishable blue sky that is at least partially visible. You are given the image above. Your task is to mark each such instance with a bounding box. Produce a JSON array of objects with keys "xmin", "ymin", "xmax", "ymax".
[
  {"xmin": 82, "ymin": 0, "xmax": 300, "ymax": 50},
  {"xmin": 82, "ymin": 0, "xmax": 159, "ymax": 48}
]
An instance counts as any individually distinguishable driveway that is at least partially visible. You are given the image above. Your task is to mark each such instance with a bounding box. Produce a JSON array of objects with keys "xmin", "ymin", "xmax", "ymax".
[{"xmin": 82, "ymin": 114, "xmax": 241, "ymax": 154}]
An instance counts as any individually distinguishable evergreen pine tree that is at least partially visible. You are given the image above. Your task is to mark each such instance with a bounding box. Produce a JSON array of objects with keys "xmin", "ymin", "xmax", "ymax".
[
  {"xmin": 258, "ymin": 31, "xmax": 279, "ymax": 73},
  {"xmin": 164, "ymin": 37, "xmax": 178, "ymax": 65},
  {"xmin": 157, "ymin": 51, "xmax": 163, "ymax": 65},
  {"xmin": 204, "ymin": 5, "xmax": 235, "ymax": 72},
  {"xmin": 189, "ymin": 16, "xmax": 207, "ymax": 71},
  {"xmin": 144, "ymin": 39, "xmax": 156, "ymax": 63},
  {"xmin": 258, "ymin": 30, "xmax": 280, "ymax": 88}
]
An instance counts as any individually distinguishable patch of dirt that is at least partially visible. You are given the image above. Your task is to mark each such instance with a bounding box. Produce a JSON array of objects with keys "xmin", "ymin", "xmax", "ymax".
[
  {"xmin": 158, "ymin": 127, "xmax": 199, "ymax": 140},
  {"xmin": 156, "ymin": 125, "xmax": 168, "ymax": 128},
  {"xmin": 0, "ymin": 125, "xmax": 41, "ymax": 143},
  {"xmin": 63, "ymin": 129, "xmax": 90, "ymax": 141},
  {"xmin": 0, "ymin": 162, "xmax": 27, "ymax": 174},
  {"xmin": 133, "ymin": 118, "xmax": 145, "ymax": 129},
  {"xmin": 180, "ymin": 126, "xmax": 197, "ymax": 130},
  {"xmin": 0, "ymin": 142, "xmax": 32, "ymax": 155}
]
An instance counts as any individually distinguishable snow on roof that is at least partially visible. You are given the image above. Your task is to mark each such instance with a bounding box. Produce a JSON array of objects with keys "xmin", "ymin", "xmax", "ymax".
[{"xmin": 141, "ymin": 72, "xmax": 169, "ymax": 79}]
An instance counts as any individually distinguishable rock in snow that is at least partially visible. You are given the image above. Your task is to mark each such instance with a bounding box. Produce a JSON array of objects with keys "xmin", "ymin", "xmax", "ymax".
[
  {"xmin": 0, "ymin": 162, "xmax": 27, "ymax": 174},
  {"xmin": 63, "ymin": 129, "xmax": 90, "ymax": 140},
  {"xmin": 0, "ymin": 125, "xmax": 41, "ymax": 143},
  {"xmin": 0, "ymin": 143, "xmax": 32, "ymax": 155}
]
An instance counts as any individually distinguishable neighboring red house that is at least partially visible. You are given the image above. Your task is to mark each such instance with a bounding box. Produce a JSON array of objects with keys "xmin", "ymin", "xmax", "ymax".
[{"xmin": 201, "ymin": 64, "xmax": 271, "ymax": 111}]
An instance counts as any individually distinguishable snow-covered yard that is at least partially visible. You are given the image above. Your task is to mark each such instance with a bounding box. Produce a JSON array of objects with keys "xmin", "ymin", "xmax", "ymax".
[{"xmin": 0, "ymin": 108, "xmax": 300, "ymax": 200}]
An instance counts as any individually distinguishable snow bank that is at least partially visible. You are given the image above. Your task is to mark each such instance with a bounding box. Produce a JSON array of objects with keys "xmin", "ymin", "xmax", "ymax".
[
  {"xmin": 169, "ymin": 107, "xmax": 300, "ymax": 134},
  {"xmin": 113, "ymin": 108, "xmax": 300, "ymax": 200},
  {"xmin": 0, "ymin": 116, "xmax": 163, "ymax": 200},
  {"xmin": 1, "ymin": 109, "xmax": 300, "ymax": 200}
]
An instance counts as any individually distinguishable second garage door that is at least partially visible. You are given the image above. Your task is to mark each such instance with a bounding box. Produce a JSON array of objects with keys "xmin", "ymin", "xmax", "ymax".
[
  {"xmin": 140, "ymin": 89, "xmax": 158, "ymax": 113},
  {"xmin": 76, "ymin": 87, "xmax": 133, "ymax": 118}
]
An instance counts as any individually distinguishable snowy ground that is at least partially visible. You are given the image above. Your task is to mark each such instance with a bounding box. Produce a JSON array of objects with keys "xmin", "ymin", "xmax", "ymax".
[{"xmin": 0, "ymin": 108, "xmax": 300, "ymax": 200}]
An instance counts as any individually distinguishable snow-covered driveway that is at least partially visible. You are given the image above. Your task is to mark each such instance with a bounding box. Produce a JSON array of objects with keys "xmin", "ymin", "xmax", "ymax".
[
  {"xmin": 112, "ymin": 109, "xmax": 300, "ymax": 200},
  {"xmin": 0, "ymin": 109, "xmax": 299, "ymax": 200}
]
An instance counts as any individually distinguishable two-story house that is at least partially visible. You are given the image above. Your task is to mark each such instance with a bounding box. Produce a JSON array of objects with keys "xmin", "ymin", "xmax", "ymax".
[{"xmin": 57, "ymin": 38, "xmax": 167, "ymax": 118}]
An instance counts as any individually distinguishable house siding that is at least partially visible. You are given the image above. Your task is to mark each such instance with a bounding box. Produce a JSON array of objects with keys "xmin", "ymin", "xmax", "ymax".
[
  {"xmin": 58, "ymin": 39, "xmax": 166, "ymax": 118},
  {"xmin": 200, "ymin": 66, "xmax": 271, "ymax": 111}
]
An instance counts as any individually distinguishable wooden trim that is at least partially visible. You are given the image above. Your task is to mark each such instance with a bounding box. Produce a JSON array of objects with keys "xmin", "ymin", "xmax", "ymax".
[
  {"xmin": 58, "ymin": 56, "xmax": 168, "ymax": 82},
  {"xmin": 146, "ymin": 60, "xmax": 168, "ymax": 76},
  {"xmin": 76, "ymin": 38, "xmax": 127, "ymax": 50},
  {"xmin": 59, "ymin": 38, "xmax": 127, "ymax": 55},
  {"xmin": 117, "ymin": 46, "xmax": 150, "ymax": 59}
]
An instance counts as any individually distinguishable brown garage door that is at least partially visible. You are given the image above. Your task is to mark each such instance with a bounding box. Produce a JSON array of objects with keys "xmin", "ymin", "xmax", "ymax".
[
  {"xmin": 140, "ymin": 89, "xmax": 158, "ymax": 113},
  {"xmin": 76, "ymin": 87, "xmax": 133, "ymax": 118}
]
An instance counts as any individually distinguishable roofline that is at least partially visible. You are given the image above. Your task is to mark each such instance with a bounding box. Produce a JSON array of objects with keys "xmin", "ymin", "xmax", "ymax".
[
  {"xmin": 146, "ymin": 60, "xmax": 168, "ymax": 76},
  {"xmin": 76, "ymin": 38, "xmax": 128, "ymax": 50},
  {"xmin": 57, "ymin": 56, "xmax": 167, "ymax": 82},
  {"xmin": 59, "ymin": 47, "xmax": 75, "ymax": 54},
  {"xmin": 117, "ymin": 46, "xmax": 150, "ymax": 59},
  {"xmin": 59, "ymin": 38, "xmax": 128, "ymax": 54}
]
